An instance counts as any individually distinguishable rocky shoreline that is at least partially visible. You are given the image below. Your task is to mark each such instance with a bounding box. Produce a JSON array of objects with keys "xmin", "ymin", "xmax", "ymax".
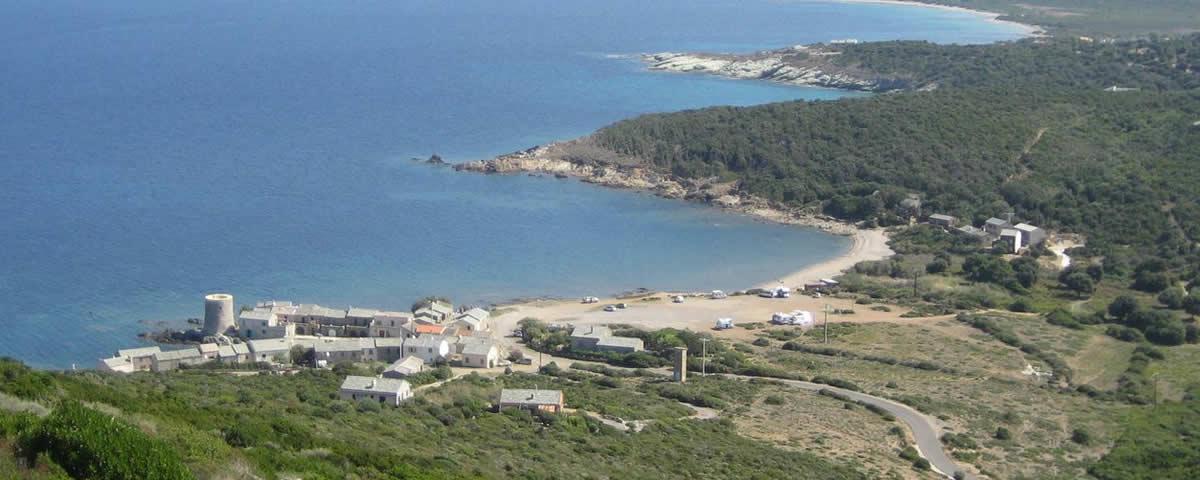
[
  {"xmin": 454, "ymin": 139, "xmax": 858, "ymax": 235},
  {"xmin": 642, "ymin": 45, "xmax": 915, "ymax": 92}
]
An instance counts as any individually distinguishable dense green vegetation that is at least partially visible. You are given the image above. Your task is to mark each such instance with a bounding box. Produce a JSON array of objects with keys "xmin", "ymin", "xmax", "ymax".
[
  {"xmin": 0, "ymin": 358, "xmax": 863, "ymax": 480},
  {"xmin": 590, "ymin": 30, "xmax": 1200, "ymax": 478}
]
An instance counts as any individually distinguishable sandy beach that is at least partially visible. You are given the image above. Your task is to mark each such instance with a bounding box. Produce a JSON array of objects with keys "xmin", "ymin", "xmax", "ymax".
[
  {"xmin": 756, "ymin": 228, "xmax": 891, "ymax": 290},
  {"xmin": 489, "ymin": 227, "xmax": 907, "ymax": 344},
  {"xmin": 832, "ymin": 0, "xmax": 1045, "ymax": 37}
]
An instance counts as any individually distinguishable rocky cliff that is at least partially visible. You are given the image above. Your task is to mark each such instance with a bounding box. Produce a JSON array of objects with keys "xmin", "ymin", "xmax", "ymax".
[
  {"xmin": 643, "ymin": 45, "xmax": 913, "ymax": 92},
  {"xmin": 455, "ymin": 139, "xmax": 857, "ymax": 234}
]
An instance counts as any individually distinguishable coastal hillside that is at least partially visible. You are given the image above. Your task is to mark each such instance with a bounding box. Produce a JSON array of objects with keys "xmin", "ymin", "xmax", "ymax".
[
  {"xmin": 916, "ymin": 0, "xmax": 1200, "ymax": 36},
  {"xmin": 645, "ymin": 35, "xmax": 1200, "ymax": 92}
]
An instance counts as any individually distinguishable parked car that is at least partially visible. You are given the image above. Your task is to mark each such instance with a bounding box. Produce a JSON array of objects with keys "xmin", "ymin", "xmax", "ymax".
[
  {"xmin": 516, "ymin": 357, "xmax": 533, "ymax": 365},
  {"xmin": 604, "ymin": 305, "xmax": 617, "ymax": 312}
]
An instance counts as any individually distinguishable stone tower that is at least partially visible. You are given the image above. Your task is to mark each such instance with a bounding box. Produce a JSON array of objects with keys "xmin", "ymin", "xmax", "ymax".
[{"xmin": 203, "ymin": 293, "xmax": 235, "ymax": 336}]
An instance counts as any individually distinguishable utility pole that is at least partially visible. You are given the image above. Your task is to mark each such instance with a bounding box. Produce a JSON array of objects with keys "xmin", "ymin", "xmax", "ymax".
[
  {"xmin": 823, "ymin": 303, "xmax": 833, "ymax": 344},
  {"xmin": 700, "ymin": 338, "xmax": 709, "ymax": 377}
]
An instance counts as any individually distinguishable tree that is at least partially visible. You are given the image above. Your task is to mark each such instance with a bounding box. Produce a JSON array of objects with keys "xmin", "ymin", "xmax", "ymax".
[
  {"xmin": 926, "ymin": 257, "xmax": 949, "ymax": 274},
  {"xmin": 1062, "ymin": 272, "xmax": 1095, "ymax": 297},
  {"xmin": 1184, "ymin": 292, "xmax": 1200, "ymax": 315},
  {"xmin": 963, "ymin": 254, "xmax": 1015, "ymax": 286},
  {"xmin": 1108, "ymin": 295, "xmax": 1140, "ymax": 322},
  {"xmin": 1011, "ymin": 257, "xmax": 1040, "ymax": 288},
  {"xmin": 1134, "ymin": 271, "xmax": 1170, "ymax": 293},
  {"xmin": 1159, "ymin": 288, "xmax": 1186, "ymax": 309},
  {"xmin": 994, "ymin": 426, "xmax": 1012, "ymax": 440}
]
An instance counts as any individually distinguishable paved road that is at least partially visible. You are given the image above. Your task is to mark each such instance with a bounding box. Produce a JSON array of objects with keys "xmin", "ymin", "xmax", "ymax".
[{"xmin": 725, "ymin": 374, "xmax": 970, "ymax": 480}]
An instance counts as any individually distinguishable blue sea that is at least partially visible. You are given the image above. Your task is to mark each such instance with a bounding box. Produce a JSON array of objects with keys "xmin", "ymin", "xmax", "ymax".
[{"xmin": 0, "ymin": 0, "xmax": 1026, "ymax": 368}]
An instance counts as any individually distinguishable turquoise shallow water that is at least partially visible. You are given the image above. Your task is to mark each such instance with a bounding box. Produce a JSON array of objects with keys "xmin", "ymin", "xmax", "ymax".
[{"xmin": 0, "ymin": 0, "xmax": 1026, "ymax": 368}]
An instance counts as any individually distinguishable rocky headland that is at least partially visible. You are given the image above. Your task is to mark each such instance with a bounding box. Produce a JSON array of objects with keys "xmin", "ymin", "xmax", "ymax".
[
  {"xmin": 643, "ymin": 44, "xmax": 918, "ymax": 92},
  {"xmin": 454, "ymin": 138, "xmax": 857, "ymax": 235}
]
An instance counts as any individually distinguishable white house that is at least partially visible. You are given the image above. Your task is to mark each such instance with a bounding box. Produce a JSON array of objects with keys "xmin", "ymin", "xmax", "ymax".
[
  {"xmin": 1014, "ymin": 223, "xmax": 1047, "ymax": 247},
  {"xmin": 461, "ymin": 341, "xmax": 500, "ymax": 369},
  {"xmin": 248, "ymin": 338, "xmax": 294, "ymax": 363},
  {"xmin": 151, "ymin": 347, "xmax": 207, "ymax": 372},
  {"xmin": 315, "ymin": 338, "xmax": 376, "ymax": 364},
  {"xmin": 382, "ymin": 356, "xmax": 425, "ymax": 379},
  {"xmin": 374, "ymin": 337, "xmax": 406, "ymax": 363},
  {"xmin": 984, "ymin": 217, "xmax": 1012, "ymax": 236},
  {"xmin": 999, "ymin": 228, "xmax": 1023, "ymax": 253},
  {"xmin": 218, "ymin": 343, "xmax": 251, "ymax": 364},
  {"xmin": 339, "ymin": 376, "xmax": 412, "ymax": 406},
  {"xmin": 117, "ymin": 346, "xmax": 161, "ymax": 372},
  {"xmin": 451, "ymin": 307, "xmax": 492, "ymax": 333},
  {"xmin": 372, "ymin": 311, "xmax": 415, "ymax": 338},
  {"xmin": 403, "ymin": 335, "xmax": 451, "ymax": 363}
]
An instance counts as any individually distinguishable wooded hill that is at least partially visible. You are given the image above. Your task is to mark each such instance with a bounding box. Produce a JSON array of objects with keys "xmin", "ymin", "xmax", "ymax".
[{"xmin": 595, "ymin": 35, "xmax": 1200, "ymax": 267}]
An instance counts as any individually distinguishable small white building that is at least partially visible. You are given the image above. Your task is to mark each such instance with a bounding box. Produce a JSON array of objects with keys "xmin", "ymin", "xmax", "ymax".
[
  {"xmin": 451, "ymin": 307, "xmax": 492, "ymax": 333},
  {"xmin": 403, "ymin": 335, "xmax": 451, "ymax": 364},
  {"xmin": 117, "ymin": 346, "xmax": 162, "ymax": 372},
  {"xmin": 248, "ymin": 338, "xmax": 294, "ymax": 363},
  {"xmin": 1013, "ymin": 223, "xmax": 1047, "ymax": 247},
  {"xmin": 151, "ymin": 347, "xmax": 207, "ymax": 372},
  {"xmin": 339, "ymin": 376, "xmax": 412, "ymax": 406},
  {"xmin": 218, "ymin": 343, "xmax": 252, "ymax": 364},
  {"xmin": 928, "ymin": 214, "xmax": 957, "ymax": 227},
  {"xmin": 315, "ymin": 338, "xmax": 377, "ymax": 364},
  {"xmin": 382, "ymin": 356, "xmax": 425, "ymax": 379},
  {"xmin": 984, "ymin": 217, "xmax": 1012, "ymax": 236},
  {"xmin": 461, "ymin": 341, "xmax": 500, "ymax": 369},
  {"xmin": 372, "ymin": 311, "xmax": 415, "ymax": 338},
  {"xmin": 999, "ymin": 228, "xmax": 1023, "ymax": 253},
  {"xmin": 710, "ymin": 290, "xmax": 727, "ymax": 300}
]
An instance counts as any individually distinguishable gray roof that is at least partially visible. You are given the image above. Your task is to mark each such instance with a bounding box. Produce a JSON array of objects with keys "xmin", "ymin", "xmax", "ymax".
[
  {"xmin": 117, "ymin": 346, "xmax": 161, "ymax": 359},
  {"xmin": 1013, "ymin": 223, "xmax": 1042, "ymax": 232},
  {"xmin": 346, "ymin": 307, "xmax": 380, "ymax": 318},
  {"xmin": 462, "ymin": 341, "xmax": 498, "ymax": 356},
  {"xmin": 315, "ymin": 338, "xmax": 374, "ymax": 353},
  {"xmin": 248, "ymin": 338, "xmax": 293, "ymax": 354},
  {"xmin": 406, "ymin": 335, "xmax": 449, "ymax": 349},
  {"xmin": 101, "ymin": 357, "xmax": 131, "ymax": 369},
  {"xmin": 1000, "ymin": 228, "xmax": 1022, "ymax": 237},
  {"xmin": 340, "ymin": 376, "xmax": 410, "ymax": 394},
  {"xmin": 239, "ymin": 309, "xmax": 275, "ymax": 322},
  {"xmin": 374, "ymin": 338, "xmax": 405, "ymax": 348},
  {"xmin": 957, "ymin": 225, "xmax": 988, "ymax": 237},
  {"xmin": 456, "ymin": 307, "xmax": 489, "ymax": 321},
  {"xmin": 499, "ymin": 389, "xmax": 562, "ymax": 406},
  {"xmin": 297, "ymin": 304, "xmax": 346, "ymax": 319},
  {"xmin": 597, "ymin": 336, "xmax": 644, "ymax": 349},
  {"xmin": 570, "ymin": 325, "xmax": 611, "ymax": 339},
  {"xmin": 384, "ymin": 356, "xmax": 425, "ymax": 375},
  {"xmin": 985, "ymin": 217, "xmax": 1011, "ymax": 226},
  {"xmin": 429, "ymin": 302, "xmax": 453, "ymax": 315},
  {"xmin": 929, "ymin": 214, "xmax": 955, "ymax": 221},
  {"xmin": 154, "ymin": 347, "xmax": 203, "ymax": 361}
]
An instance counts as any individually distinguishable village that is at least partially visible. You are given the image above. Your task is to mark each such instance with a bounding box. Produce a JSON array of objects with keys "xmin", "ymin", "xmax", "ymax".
[{"xmin": 97, "ymin": 212, "xmax": 1053, "ymax": 415}]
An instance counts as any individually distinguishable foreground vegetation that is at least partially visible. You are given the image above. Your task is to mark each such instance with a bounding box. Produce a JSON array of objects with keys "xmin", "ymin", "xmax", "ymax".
[{"xmin": 0, "ymin": 358, "xmax": 867, "ymax": 480}]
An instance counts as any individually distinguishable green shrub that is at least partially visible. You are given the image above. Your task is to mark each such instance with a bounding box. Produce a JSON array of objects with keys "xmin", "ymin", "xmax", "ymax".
[
  {"xmin": 764, "ymin": 394, "xmax": 785, "ymax": 405},
  {"xmin": 18, "ymin": 401, "xmax": 193, "ymax": 480},
  {"xmin": 994, "ymin": 426, "xmax": 1012, "ymax": 440},
  {"xmin": 1072, "ymin": 428, "xmax": 1093, "ymax": 445}
]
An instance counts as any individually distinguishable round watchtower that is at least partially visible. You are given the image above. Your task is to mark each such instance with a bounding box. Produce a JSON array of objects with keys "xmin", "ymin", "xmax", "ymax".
[{"xmin": 203, "ymin": 293, "xmax": 235, "ymax": 336}]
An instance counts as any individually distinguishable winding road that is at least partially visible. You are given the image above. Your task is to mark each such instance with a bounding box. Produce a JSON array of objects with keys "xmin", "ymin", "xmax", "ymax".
[{"xmin": 725, "ymin": 374, "xmax": 969, "ymax": 480}]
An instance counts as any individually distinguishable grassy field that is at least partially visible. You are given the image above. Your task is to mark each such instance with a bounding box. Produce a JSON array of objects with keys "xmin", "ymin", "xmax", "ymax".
[{"xmin": 747, "ymin": 318, "xmax": 1135, "ymax": 479}]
